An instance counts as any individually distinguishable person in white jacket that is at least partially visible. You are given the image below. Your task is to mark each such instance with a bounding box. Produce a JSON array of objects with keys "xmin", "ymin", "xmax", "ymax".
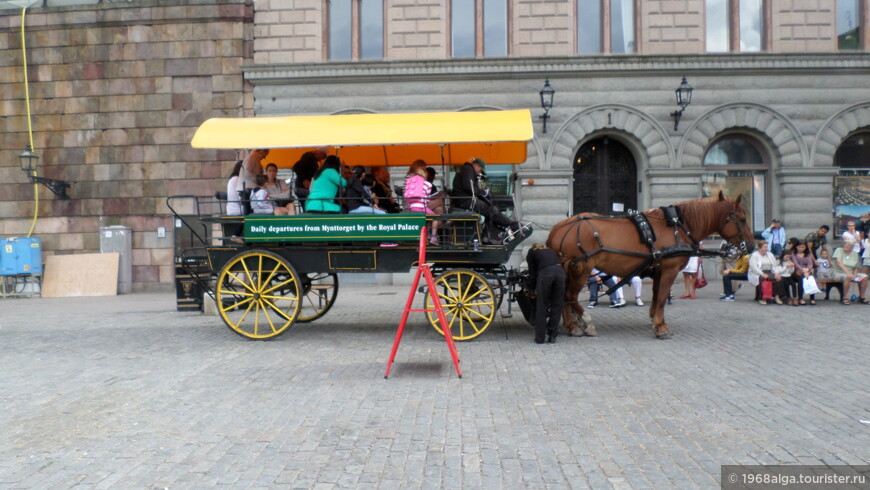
[{"xmin": 748, "ymin": 240, "xmax": 786, "ymax": 305}]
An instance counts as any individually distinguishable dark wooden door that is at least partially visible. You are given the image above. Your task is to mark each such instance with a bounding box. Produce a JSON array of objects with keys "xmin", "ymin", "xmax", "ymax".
[{"xmin": 572, "ymin": 137, "xmax": 637, "ymax": 215}]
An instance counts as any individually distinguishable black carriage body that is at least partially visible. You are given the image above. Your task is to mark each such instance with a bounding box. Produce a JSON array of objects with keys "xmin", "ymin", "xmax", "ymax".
[
  {"xmin": 168, "ymin": 195, "xmax": 533, "ymax": 341},
  {"xmin": 206, "ymin": 242, "xmax": 420, "ymax": 276},
  {"xmin": 204, "ymin": 212, "xmax": 527, "ymax": 276}
]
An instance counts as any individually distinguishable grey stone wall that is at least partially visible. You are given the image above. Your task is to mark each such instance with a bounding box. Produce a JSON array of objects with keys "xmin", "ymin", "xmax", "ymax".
[
  {"xmin": 0, "ymin": 0, "xmax": 253, "ymax": 289},
  {"xmin": 247, "ymin": 54, "xmax": 870, "ymax": 246}
]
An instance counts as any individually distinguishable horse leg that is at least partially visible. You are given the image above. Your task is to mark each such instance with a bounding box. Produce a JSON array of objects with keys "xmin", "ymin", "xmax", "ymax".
[
  {"xmin": 650, "ymin": 267, "xmax": 680, "ymax": 339},
  {"xmin": 562, "ymin": 269, "xmax": 595, "ymax": 336},
  {"xmin": 562, "ymin": 277, "xmax": 585, "ymax": 336},
  {"xmin": 649, "ymin": 273, "xmax": 661, "ymax": 320}
]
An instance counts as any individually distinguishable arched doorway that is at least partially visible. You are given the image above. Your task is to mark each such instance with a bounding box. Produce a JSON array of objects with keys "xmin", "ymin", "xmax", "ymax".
[{"xmin": 573, "ymin": 137, "xmax": 637, "ymax": 214}]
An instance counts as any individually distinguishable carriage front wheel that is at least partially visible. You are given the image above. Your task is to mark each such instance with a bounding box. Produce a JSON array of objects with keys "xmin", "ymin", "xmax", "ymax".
[
  {"xmin": 216, "ymin": 250, "xmax": 301, "ymax": 340},
  {"xmin": 424, "ymin": 269, "xmax": 496, "ymax": 341}
]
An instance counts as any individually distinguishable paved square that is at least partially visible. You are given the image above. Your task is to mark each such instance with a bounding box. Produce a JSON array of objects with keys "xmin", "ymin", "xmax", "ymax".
[{"xmin": 1, "ymin": 283, "xmax": 867, "ymax": 488}]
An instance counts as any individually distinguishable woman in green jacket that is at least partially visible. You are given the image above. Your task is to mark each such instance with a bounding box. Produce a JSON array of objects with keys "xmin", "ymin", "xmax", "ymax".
[{"xmin": 305, "ymin": 155, "xmax": 347, "ymax": 213}]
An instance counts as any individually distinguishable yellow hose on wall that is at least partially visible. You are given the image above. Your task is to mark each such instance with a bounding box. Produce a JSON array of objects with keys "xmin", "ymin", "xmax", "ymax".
[{"xmin": 21, "ymin": 7, "xmax": 39, "ymax": 238}]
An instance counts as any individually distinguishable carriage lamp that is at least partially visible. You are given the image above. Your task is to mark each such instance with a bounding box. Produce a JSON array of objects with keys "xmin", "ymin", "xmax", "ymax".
[
  {"xmin": 670, "ymin": 76, "xmax": 693, "ymax": 131},
  {"xmin": 19, "ymin": 144, "xmax": 71, "ymax": 200},
  {"xmin": 539, "ymin": 79, "xmax": 555, "ymax": 134}
]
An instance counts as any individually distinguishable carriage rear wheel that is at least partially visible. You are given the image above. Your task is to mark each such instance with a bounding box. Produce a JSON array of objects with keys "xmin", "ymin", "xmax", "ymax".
[
  {"xmin": 216, "ymin": 250, "xmax": 301, "ymax": 340},
  {"xmin": 296, "ymin": 273, "xmax": 339, "ymax": 323},
  {"xmin": 425, "ymin": 269, "xmax": 496, "ymax": 341}
]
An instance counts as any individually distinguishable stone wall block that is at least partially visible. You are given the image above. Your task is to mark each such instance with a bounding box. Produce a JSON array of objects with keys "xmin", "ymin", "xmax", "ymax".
[
  {"xmin": 80, "ymin": 199, "xmax": 103, "ymax": 216},
  {"xmin": 150, "ymin": 247, "xmax": 173, "ymax": 266},
  {"xmin": 35, "ymin": 217, "xmax": 69, "ymax": 234},
  {"xmin": 68, "ymin": 216, "xmax": 99, "ymax": 233},
  {"xmin": 133, "ymin": 248, "xmax": 152, "ymax": 266},
  {"xmin": 51, "ymin": 199, "xmax": 81, "ymax": 217},
  {"xmin": 132, "ymin": 264, "xmax": 159, "ymax": 284},
  {"xmin": 103, "ymin": 198, "xmax": 130, "ymax": 216}
]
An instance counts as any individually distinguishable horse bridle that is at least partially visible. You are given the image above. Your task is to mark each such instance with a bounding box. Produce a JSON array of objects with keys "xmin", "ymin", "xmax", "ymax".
[{"xmin": 717, "ymin": 209, "xmax": 750, "ymax": 254}]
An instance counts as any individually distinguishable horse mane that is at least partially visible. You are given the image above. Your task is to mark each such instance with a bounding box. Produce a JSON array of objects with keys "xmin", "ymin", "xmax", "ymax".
[{"xmin": 646, "ymin": 196, "xmax": 733, "ymax": 237}]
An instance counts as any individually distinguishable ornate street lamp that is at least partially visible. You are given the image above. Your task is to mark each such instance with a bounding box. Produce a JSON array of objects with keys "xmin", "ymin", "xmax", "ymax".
[
  {"xmin": 18, "ymin": 145, "xmax": 38, "ymax": 173},
  {"xmin": 670, "ymin": 76, "xmax": 693, "ymax": 131},
  {"xmin": 539, "ymin": 79, "xmax": 555, "ymax": 134},
  {"xmin": 19, "ymin": 144, "xmax": 71, "ymax": 199}
]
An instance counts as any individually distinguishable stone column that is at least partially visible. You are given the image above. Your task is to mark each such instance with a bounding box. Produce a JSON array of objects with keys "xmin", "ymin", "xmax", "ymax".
[{"xmin": 776, "ymin": 167, "xmax": 839, "ymax": 240}]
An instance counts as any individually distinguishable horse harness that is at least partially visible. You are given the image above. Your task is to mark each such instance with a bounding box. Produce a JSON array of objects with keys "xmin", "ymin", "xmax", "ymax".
[{"xmin": 560, "ymin": 206, "xmax": 744, "ymax": 296}]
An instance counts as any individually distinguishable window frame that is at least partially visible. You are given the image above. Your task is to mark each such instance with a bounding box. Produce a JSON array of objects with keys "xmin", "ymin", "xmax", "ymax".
[
  {"xmin": 576, "ymin": 0, "xmax": 639, "ymax": 54},
  {"xmin": 326, "ymin": 0, "xmax": 385, "ymax": 61},
  {"xmin": 704, "ymin": 0, "xmax": 770, "ymax": 53},
  {"xmin": 837, "ymin": 0, "xmax": 867, "ymax": 50},
  {"xmin": 450, "ymin": 0, "xmax": 510, "ymax": 58}
]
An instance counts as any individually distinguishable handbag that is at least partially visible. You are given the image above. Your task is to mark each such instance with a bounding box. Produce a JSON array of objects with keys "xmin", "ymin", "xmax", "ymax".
[
  {"xmin": 802, "ymin": 275, "xmax": 822, "ymax": 295},
  {"xmin": 760, "ymin": 279, "xmax": 774, "ymax": 300},
  {"xmin": 694, "ymin": 262, "xmax": 708, "ymax": 289}
]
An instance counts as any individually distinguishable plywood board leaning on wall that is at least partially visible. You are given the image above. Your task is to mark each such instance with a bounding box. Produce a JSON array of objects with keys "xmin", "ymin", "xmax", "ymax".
[{"xmin": 42, "ymin": 253, "xmax": 120, "ymax": 298}]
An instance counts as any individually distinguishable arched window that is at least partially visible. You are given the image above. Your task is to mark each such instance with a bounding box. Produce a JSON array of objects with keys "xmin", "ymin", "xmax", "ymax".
[
  {"xmin": 835, "ymin": 132, "xmax": 870, "ymax": 172},
  {"xmin": 702, "ymin": 134, "xmax": 768, "ymax": 233},
  {"xmin": 833, "ymin": 131, "xmax": 870, "ymax": 236}
]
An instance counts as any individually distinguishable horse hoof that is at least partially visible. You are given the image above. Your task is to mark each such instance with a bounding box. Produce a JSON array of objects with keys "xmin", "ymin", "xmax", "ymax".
[
  {"xmin": 567, "ymin": 327, "xmax": 584, "ymax": 337},
  {"xmin": 584, "ymin": 325, "xmax": 598, "ymax": 337},
  {"xmin": 655, "ymin": 331, "xmax": 672, "ymax": 340}
]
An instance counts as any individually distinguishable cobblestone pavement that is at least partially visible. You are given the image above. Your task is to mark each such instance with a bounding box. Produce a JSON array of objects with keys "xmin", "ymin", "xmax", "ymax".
[{"xmin": 1, "ymin": 281, "xmax": 868, "ymax": 489}]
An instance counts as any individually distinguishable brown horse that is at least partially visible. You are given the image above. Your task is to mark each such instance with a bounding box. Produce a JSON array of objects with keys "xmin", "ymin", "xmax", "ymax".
[{"xmin": 547, "ymin": 192, "xmax": 754, "ymax": 339}]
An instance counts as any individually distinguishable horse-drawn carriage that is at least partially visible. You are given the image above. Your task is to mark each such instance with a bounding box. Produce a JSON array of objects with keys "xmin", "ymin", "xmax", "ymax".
[{"xmin": 171, "ymin": 110, "xmax": 536, "ymax": 341}]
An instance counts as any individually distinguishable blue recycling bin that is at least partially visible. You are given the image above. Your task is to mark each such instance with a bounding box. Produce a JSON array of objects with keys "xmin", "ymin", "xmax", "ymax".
[{"xmin": 0, "ymin": 237, "xmax": 43, "ymax": 276}]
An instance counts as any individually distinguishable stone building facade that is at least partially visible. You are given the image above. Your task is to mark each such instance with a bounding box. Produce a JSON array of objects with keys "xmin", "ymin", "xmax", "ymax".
[
  {"xmin": 0, "ymin": 0, "xmax": 252, "ymax": 290},
  {"xmin": 249, "ymin": 0, "xmax": 870, "ymax": 253}
]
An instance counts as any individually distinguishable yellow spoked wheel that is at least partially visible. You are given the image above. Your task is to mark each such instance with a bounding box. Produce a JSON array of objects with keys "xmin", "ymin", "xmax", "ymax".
[
  {"xmin": 216, "ymin": 250, "xmax": 301, "ymax": 340},
  {"xmin": 296, "ymin": 273, "xmax": 339, "ymax": 323},
  {"xmin": 425, "ymin": 269, "xmax": 496, "ymax": 341}
]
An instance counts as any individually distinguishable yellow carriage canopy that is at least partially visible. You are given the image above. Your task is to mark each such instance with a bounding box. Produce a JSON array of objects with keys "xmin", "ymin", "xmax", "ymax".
[{"xmin": 191, "ymin": 109, "xmax": 533, "ymax": 168}]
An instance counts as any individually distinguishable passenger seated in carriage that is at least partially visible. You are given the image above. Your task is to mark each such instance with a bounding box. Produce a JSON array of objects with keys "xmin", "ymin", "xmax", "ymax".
[
  {"xmin": 250, "ymin": 174, "xmax": 292, "ymax": 216},
  {"xmin": 404, "ymin": 160, "xmax": 445, "ymax": 245},
  {"xmin": 451, "ymin": 158, "xmax": 519, "ymax": 244},
  {"xmin": 305, "ymin": 155, "xmax": 347, "ymax": 214},
  {"xmin": 345, "ymin": 166, "xmax": 386, "ymax": 215},
  {"xmin": 264, "ymin": 163, "xmax": 297, "ymax": 215},
  {"xmin": 371, "ymin": 167, "xmax": 402, "ymax": 214}
]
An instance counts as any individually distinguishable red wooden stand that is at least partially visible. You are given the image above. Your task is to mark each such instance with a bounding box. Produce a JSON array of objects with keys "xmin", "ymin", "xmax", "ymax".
[{"xmin": 384, "ymin": 228, "xmax": 462, "ymax": 379}]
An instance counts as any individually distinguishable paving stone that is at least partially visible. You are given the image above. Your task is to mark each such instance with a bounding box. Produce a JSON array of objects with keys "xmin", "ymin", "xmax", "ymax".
[{"xmin": 0, "ymin": 285, "xmax": 867, "ymax": 487}]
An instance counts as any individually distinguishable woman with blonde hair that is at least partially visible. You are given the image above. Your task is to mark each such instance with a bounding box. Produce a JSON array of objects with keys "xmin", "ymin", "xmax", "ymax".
[{"xmin": 404, "ymin": 160, "xmax": 444, "ymax": 244}]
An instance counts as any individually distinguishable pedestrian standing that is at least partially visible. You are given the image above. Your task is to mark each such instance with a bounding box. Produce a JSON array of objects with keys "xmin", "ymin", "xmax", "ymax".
[{"xmin": 526, "ymin": 243, "xmax": 566, "ymax": 344}]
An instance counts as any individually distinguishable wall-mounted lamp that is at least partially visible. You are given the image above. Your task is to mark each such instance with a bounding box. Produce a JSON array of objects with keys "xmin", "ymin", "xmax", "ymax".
[
  {"xmin": 670, "ymin": 76, "xmax": 693, "ymax": 131},
  {"xmin": 19, "ymin": 145, "xmax": 71, "ymax": 199},
  {"xmin": 539, "ymin": 79, "xmax": 555, "ymax": 134}
]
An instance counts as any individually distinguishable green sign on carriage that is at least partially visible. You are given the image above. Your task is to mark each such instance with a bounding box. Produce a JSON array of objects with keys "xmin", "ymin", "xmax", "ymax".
[{"xmin": 243, "ymin": 214, "xmax": 426, "ymax": 242}]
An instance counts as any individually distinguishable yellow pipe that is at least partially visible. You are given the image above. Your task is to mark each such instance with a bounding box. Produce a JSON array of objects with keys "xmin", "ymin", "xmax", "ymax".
[{"xmin": 21, "ymin": 7, "xmax": 38, "ymax": 238}]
